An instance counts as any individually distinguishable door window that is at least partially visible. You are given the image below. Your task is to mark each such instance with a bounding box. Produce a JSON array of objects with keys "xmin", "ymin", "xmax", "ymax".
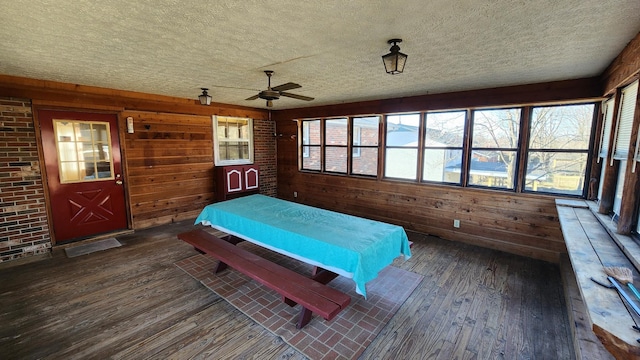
[{"xmin": 54, "ymin": 120, "xmax": 114, "ymax": 183}]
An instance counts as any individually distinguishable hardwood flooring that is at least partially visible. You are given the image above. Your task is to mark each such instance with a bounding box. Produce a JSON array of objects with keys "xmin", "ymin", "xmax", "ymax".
[{"xmin": 0, "ymin": 220, "xmax": 574, "ymax": 359}]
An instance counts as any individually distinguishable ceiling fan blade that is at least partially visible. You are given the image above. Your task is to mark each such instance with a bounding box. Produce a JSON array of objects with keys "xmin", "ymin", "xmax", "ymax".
[
  {"xmin": 245, "ymin": 94, "xmax": 260, "ymax": 100},
  {"xmin": 272, "ymin": 82, "xmax": 301, "ymax": 92},
  {"xmin": 280, "ymin": 92, "xmax": 314, "ymax": 101}
]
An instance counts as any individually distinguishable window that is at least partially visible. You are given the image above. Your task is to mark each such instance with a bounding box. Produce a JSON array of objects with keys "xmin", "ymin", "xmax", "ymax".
[
  {"xmin": 469, "ymin": 108, "xmax": 521, "ymax": 189},
  {"xmin": 297, "ymin": 102, "xmax": 597, "ymax": 197},
  {"xmin": 213, "ymin": 116, "xmax": 253, "ymax": 166},
  {"xmin": 325, "ymin": 118, "xmax": 348, "ymax": 173},
  {"xmin": 525, "ymin": 104, "xmax": 594, "ymax": 195},
  {"xmin": 613, "ymin": 81, "xmax": 638, "ymax": 161},
  {"xmin": 301, "ymin": 119, "xmax": 321, "ymax": 170},
  {"xmin": 423, "ymin": 111, "xmax": 466, "ymax": 184},
  {"xmin": 599, "ymin": 98, "xmax": 615, "ymax": 160},
  {"xmin": 612, "ymin": 80, "xmax": 638, "ymax": 217},
  {"xmin": 385, "ymin": 114, "xmax": 420, "ymax": 180},
  {"xmin": 351, "ymin": 116, "xmax": 379, "ymax": 176},
  {"xmin": 54, "ymin": 120, "xmax": 113, "ymax": 183},
  {"xmin": 300, "ymin": 117, "xmax": 379, "ymax": 176},
  {"xmin": 598, "ymin": 98, "xmax": 615, "ymax": 200}
]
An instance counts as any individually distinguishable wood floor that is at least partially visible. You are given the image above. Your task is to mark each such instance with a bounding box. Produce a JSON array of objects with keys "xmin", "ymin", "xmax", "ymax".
[{"xmin": 0, "ymin": 220, "xmax": 574, "ymax": 359}]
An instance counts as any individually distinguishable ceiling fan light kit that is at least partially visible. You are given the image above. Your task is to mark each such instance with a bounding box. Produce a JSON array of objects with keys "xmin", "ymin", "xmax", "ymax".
[
  {"xmin": 198, "ymin": 88, "xmax": 212, "ymax": 105},
  {"xmin": 245, "ymin": 70, "xmax": 314, "ymax": 107},
  {"xmin": 382, "ymin": 38, "xmax": 408, "ymax": 75}
]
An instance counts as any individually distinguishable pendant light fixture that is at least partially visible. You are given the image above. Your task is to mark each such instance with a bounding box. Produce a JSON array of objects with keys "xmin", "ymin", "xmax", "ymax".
[
  {"xmin": 198, "ymin": 88, "xmax": 212, "ymax": 105},
  {"xmin": 382, "ymin": 39, "xmax": 408, "ymax": 75}
]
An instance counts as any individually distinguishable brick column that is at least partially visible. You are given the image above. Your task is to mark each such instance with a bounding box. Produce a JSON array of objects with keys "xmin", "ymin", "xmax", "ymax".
[{"xmin": 0, "ymin": 98, "xmax": 51, "ymax": 264}]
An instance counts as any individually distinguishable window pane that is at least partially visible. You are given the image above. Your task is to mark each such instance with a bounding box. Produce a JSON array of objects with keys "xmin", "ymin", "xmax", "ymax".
[
  {"xmin": 424, "ymin": 149, "xmax": 462, "ymax": 183},
  {"xmin": 468, "ymin": 150, "xmax": 517, "ymax": 189},
  {"xmin": 354, "ymin": 116, "xmax": 379, "ymax": 146},
  {"xmin": 326, "ymin": 118, "xmax": 348, "ymax": 146},
  {"xmin": 530, "ymin": 104, "xmax": 594, "ymax": 150},
  {"xmin": 76, "ymin": 122, "xmax": 92, "ymax": 141},
  {"xmin": 217, "ymin": 117, "xmax": 250, "ymax": 141},
  {"xmin": 386, "ymin": 114, "xmax": 420, "ymax": 147},
  {"xmin": 302, "ymin": 120, "xmax": 321, "ymax": 145},
  {"xmin": 54, "ymin": 120, "xmax": 113, "ymax": 183},
  {"xmin": 385, "ymin": 148, "xmax": 417, "ymax": 179},
  {"xmin": 60, "ymin": 162, "xmax": 80, "ymax": 182},
  {"xmin": 302, "ymin": 147, "xmax": 321, "ymax": 170},
  {"xmin": 425, "ymin": 111, "xmax": 466, "ymax": 146},
  {"xmin": 352, "ymin": 148, "xmax": 378, "ymax": 176},
  {"xmin": 95, "ymin": 161, "xmax": 112, "ymax": 179},
  {"xmin": 472, "ymin": 109, "xmax": 520, "ymax": 149},
  {"xmin": 325, "ymin": 147, "xmax": 347, "ymax": 173},
  {"xmin": 219, "ymin": 142, "xmax": 250, "ymax": 161},
  {"xmin": 92, "ymin": 123, "xmax": 109, "ymax": 142},
  {"xmin": 525, "ymin": 151, "xmax": 587, "ymax": 195},
  {"xmin": 599, "ymin": 98, "xmax": 615, "ymax": 158}
]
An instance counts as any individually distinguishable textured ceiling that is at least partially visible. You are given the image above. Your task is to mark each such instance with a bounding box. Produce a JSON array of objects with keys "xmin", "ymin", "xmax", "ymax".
[{"xmin": 1, "ymin": 1, "xmax": 639, "ymax": 109}]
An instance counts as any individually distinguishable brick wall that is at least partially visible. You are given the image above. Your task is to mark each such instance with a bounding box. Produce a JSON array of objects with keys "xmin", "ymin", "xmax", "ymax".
[
  {"xmin": 0, "ymin": 98, "xmax": 51, "ymax": 263},
  {"xmin": 253, "ymin": 118, "xmax": 277, "ymax": 196}
]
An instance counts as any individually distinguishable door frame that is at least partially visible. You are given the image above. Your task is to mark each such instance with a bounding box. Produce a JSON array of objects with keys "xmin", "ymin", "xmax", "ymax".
[{"xmin": 33, "ymin": 105, "xmax": 133, "ymax": 245}]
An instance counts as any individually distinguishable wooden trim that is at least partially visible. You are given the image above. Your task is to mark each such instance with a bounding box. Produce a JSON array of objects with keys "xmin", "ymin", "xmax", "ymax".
[
  {"xmin": 601, "ymin": 31, "xmax": 640, "ymax": 96},
  {"xmin": 587, "ymin": 102, "xmax": 604, "ymax": 200},
  {"xmin": 30, "ymin": 104, "xmax": 57, "ymax": 245},
  {"xmin": 272, "ymin": 78, "xmax": 602, "ymax": 121},
  {"xmin": 0, "ymin": 74, "xmax": 269, "ymax": 119},
  {"xmin": 31, "ymin": 99, "xmax": 124, "ymax": 112},
  {"xmin": 461, "ymin": 110, "xmax": 472, "ymax": 187},
  {"xmin": 617, "ymin": 87, "xmax": 640, "ymax": 234},
  {"xmin": 516, "ymin": 107, "xmax": 531, "ymax": 193},
  {"xmin": 598, "ymin": 89, "xmax": 623, "ymax": 214},
  {"xmin": 116, "ymin": 112, "xmax": 135, "ymax": 231}
]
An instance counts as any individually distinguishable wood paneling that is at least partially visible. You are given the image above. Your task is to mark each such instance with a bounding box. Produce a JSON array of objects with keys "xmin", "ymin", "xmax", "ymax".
[
  {"xmin": 0, "ymin": 74, "xmax": 266, "ymax": 119},
  {"xmin": 273, "ymin": 80, "xmax": 603, "ymax": 263},
  {"xmin": 601, "ymin": 31, "xmax": 640, "ymax": 96},
  {"xmin": 0, "ymin": 75, "xmax": 277, "ymax": 235},
  {"xmin": 275, "ymin": 78, "xmax": 602, "ymax": 120},
  {"xmin": 122, "ymin": 111, "xmax": 215, "ymax": 229}
]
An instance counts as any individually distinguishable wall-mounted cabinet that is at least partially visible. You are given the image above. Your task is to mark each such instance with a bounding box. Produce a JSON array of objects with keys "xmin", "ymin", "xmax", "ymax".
[{"xmin": 215, "ymin": 165, "xmax": 259, "ymax": 201}]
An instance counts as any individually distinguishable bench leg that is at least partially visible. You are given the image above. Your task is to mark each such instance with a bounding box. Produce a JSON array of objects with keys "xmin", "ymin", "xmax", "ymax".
[{"xmin": 297, "ymin": 307, "xmax": 313, "ymax": 329}]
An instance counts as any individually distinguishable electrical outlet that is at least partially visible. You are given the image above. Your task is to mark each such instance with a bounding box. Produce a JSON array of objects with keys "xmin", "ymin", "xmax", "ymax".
[
  {"xmin": 453, "ymin": 219, "xmax": 460, "ymax": 228},
  {"xmin": 293, "ymin": 191, "xmax": 298, "ymax": 198}
]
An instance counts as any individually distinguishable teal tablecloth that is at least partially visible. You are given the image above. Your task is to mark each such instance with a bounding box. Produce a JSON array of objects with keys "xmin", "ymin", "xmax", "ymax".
[{"xmin": 194, "ymin": 194, "xmax": 411, "ymax": 297}]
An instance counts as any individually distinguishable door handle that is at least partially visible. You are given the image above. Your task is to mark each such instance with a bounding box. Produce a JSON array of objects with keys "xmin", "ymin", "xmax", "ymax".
[{"xmin": 116, "ymin": 180, "xmax": 123, "ymax": 185}]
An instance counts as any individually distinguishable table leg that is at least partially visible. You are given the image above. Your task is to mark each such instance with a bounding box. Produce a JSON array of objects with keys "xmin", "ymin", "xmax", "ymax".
[{"xmin": 311, "ymin": 266, "xmax": 339, "ymax": 284}]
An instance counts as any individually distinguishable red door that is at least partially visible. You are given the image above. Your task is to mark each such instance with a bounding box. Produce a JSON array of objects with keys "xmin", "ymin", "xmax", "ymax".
[{"xmin": 39, "ymin": 110, "xmax": 128, "ymax": 243}]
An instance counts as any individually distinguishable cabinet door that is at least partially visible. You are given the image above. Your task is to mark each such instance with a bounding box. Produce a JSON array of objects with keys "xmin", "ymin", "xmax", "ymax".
[
  {"xmin": 244, "ymin": 166, "xmax": 259, "ymax": 190},
  {"xmin": 226, "ymin": 168, "xmax": 243, "ymax": 193}
]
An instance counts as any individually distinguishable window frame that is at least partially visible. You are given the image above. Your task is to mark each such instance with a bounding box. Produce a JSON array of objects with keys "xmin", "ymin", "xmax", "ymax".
[
  {"xmin": 213, "ymin": 115, "xmax": 254, "ymax": 166},
  {"xmin": 467, "ymin": 107, "xmax": 522, "ymax": 190},
  {"xmin": 350, "ymin": 116, "xmax": 380, "ymax": 177},
  {"xmin": 383, "ymin": 113, "xmax": 422, "ymax": 181},
  {"xmin": 296, "ymin": 101, "xmax": 598, "ymax": 198},
  {"xmin": 422, "ymin": 110, "xmax": 468, "ymax": 185},
  {"xmin": 522, "ymin": 103, "xmax": 596, "ymax": 197}
]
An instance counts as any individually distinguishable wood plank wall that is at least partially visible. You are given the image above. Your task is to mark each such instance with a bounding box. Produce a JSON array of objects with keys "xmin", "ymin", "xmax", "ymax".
[
  {"xmin": 121, "ymin": 111, "xmax": 278, "ymax": 229},
  {"xmin": 274, "ymin": 79, "xmax": 603, "ymax": 263},
  {"xmin": 121, "ymin": 111, "xmax": 215, "ymax": 229},
  {"xmin": 0, "ymin": 75, "xmax": 275, "ymax": 241}
]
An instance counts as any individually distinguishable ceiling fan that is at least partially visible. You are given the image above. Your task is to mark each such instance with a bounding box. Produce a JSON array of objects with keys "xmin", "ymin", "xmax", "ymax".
[{"xmin": 245, "ymin": 70, "xmax": 314, "ymax": 107}]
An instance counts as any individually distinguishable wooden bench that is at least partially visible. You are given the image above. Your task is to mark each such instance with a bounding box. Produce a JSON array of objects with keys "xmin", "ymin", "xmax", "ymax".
[
  {"xmin": 177, "ymin": 229, "xmax": 351, "ymax": 329},
  {"xmin": 556, "ymin": 199, "xmax": 640, "ymax": 359}
]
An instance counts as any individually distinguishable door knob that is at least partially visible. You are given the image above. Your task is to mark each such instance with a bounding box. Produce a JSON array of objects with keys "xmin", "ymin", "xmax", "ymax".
[{"xmin": 116, "ymin": 180, "xmax": 123, "ymax": 185}]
